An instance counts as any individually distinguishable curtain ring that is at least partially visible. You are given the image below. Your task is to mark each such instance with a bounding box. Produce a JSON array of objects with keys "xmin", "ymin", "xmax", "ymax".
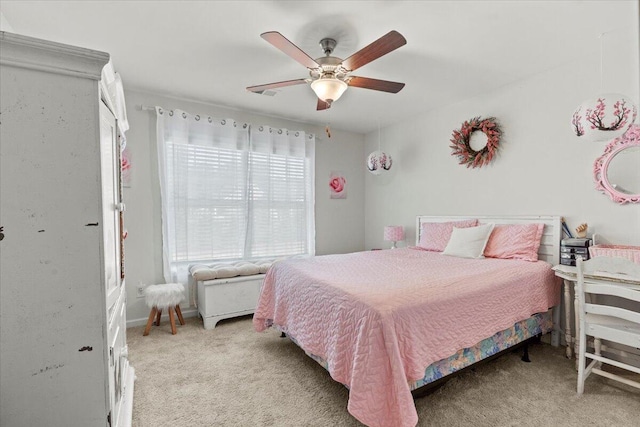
[
  {"xmin": 221, "ymin": 119, "xmax": 226, "ymax": 125},
  {"xmin": 269, "ymin": 128, "xmax": 273, "ymax": 133},
  {"xmin": 278, "ymin": 129, "xmax": 283, "ymax": 134},
  {"xmin": 259, "ymin": 126, "xmax": 263, "ymax": 131},
  {"xmin": 243, "ymin": 123, "xmax": 248, "ymax": 129},
  {"xmin": 295, "ymin": 131, "xmax": 299, "ymax": 137},
  {"xmin": 182, "ymin": 112, "xmax": 187, "ymax": 119},
  {"xmin": 208, "ymin": 117, "xmax": 213, "ymax": 123},
  {"xmin": 169, "ymin": 110, "xmax": 174, "ymax": 116},
  {"xmin": 233, "ymin": 121, "xmax": 237, "ymax": 127},
  {"xmin": 158, "ymin": 108, "xmax": 164, "ymax": 115},
  {"xmin": 195, "ymin": 115, "xmax": 200, "ymax": 121}
]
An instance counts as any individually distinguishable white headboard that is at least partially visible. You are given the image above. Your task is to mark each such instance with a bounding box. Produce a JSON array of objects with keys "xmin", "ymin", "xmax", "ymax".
[{"xmin": 415, "ymin": 215, "xmax": 561, "ymax": 265}]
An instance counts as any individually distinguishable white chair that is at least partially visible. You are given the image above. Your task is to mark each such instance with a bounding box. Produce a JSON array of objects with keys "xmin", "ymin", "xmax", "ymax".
[{"xmin": 576, "ymin": 256, "xmax": 640, "ymax": 395}]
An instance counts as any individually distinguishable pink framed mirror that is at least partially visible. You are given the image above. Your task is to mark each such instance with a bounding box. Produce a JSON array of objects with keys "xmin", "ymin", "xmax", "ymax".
[{"xmin": 593, "ymin": 124, "xmax": 640, "ymax": 204}]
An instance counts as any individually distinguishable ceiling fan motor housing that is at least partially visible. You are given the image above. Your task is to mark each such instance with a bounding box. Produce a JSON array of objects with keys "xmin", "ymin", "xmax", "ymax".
[
  {"xmin": 310, "ymin": 56, "xmax": 347, "ymax": 80},
  {"xmin": 319, "ymin": 38, "xmax": 337, "ymax": 56}
]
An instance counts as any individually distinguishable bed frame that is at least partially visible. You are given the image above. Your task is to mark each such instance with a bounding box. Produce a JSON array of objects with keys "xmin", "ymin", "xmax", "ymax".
[{"xmin": 415, "ymin": 215, "xmax": 562, "ymax": 348}]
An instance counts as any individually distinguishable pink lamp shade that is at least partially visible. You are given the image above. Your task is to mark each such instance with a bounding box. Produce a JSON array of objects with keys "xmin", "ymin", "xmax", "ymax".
[{"xmin": 384, "ymin": 225, "xmax": 405, "ymax": 249}]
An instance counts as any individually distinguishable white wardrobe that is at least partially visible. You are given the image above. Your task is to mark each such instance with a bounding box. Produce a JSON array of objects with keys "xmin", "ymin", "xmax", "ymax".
[{"xmin": 0, "ymin": 32, "xmax": 134, "ymax": 426}]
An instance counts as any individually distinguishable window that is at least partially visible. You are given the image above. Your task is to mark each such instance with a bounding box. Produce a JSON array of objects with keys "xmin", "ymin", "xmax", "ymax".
[{"xmin": 156, "ymin": 109, "xmax": 315, "ymax": 284}]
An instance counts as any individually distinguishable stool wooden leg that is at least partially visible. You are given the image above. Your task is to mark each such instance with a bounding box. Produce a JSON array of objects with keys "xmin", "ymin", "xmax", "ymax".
[
  {"xmin": 168, "ymin": 307, "xmax": 177, "ymax": 335},
  {"xmin": 155, "ymin": 308, "xmax": 162, "ymax": 326},
  {"xmin": 175, "ymin": 304, "xmax": 185, "ymax": 325},
  {"xmin": 143, "ymin": 307, "xmax": 157, "ymax": 336}
]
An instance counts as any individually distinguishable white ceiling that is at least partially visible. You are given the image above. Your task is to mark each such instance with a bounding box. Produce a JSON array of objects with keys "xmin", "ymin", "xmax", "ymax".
[{"xmin": 1, "ymin": 1, "xmax": 636, "ymax": 134}]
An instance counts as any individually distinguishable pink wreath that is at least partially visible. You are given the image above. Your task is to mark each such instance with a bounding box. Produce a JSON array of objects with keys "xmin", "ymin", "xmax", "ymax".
[{"xmin": 450, "ymin": 117, "xmax": 502, "ymax": 168}]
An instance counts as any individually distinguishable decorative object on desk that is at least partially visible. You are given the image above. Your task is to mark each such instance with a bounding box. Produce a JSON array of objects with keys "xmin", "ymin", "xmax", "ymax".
[
  {"xmin": 449, "ymin": 116, "xmax": 502, "ymax": 168},
  {"xmin": 593, "ymin": 124, "xmax": 640, "ymax": 204},
  {"xmin": 329, "ymin": 172, "xmax": 347, "ymax": 199},
  {"xmin": 571, "ymin": 32, "xmax": 637, "ymax": 141},
  {"xmin": 384, "ymin": 225, "xmax": 404, "ymax": 249},
  {"xmin": 367, "ymin": 122, "xmax": 393, "ymax": 175},
  {"xmin": 575, "ymin": 223, "xmax": 588, "ymax": 238},
  {"xmin": 560, "ymin": 217, "xmax": 573, "ymax": 238},
  {"xmin": 560, "ymin": 238, "xmax": 592, "ymax": 266},
  {"xmin": 589, "ymin": 244, "xmax": 640, "ymax": 264}
]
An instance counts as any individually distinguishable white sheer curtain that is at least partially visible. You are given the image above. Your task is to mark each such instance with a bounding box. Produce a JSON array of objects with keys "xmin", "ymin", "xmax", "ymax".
[
  {"xmin": 248, "ymin": 126, "xmax": 315, "ymax": 259},
  {"xmin": 156, "ymin": 108, "xmax": 315, "ymax": 295}
]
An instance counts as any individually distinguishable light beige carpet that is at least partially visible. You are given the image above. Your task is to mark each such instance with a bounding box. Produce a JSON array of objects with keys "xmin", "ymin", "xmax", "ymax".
[{"xmin": 128, "ymin": 316, "xmax": 640, "ymax": 426}]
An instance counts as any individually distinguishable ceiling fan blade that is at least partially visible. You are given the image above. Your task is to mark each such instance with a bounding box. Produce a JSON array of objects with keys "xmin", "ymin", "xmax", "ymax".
[
  {"xmin": 348, "ymin": 76, "xmax": 405, "ymax": 93},
  {"xmin": 261, "ymin": 31, "xmax": 320, "ymax": 69},
  {"xmin": 317, "ymin": 98, "xmax": 332, "ymax": 111},
  {"xmin": 246, "ymin": 79, "xmax": 308, "ymax": 94},
  {"xmin": 342, "ymin": 30, "xmax": 406, "ymax": 72}
]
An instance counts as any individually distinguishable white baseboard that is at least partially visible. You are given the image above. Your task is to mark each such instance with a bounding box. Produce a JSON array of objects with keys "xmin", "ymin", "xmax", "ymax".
[{"xmin": 126, "ymin": 307, "xmax": 199, "ymax": 328}]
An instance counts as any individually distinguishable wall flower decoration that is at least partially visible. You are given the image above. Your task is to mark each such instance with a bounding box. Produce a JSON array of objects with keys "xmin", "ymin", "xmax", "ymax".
[
  {"xmin": 449, "ymin": 116, "xmax": 502, "ymax": 168},
  {"xmin": 329, "ymin": 172, "xmax": 347, "ymax": 199},
  {"xmin": 121, "ymin": 146, "xmax": 132, "ymax": 187}
]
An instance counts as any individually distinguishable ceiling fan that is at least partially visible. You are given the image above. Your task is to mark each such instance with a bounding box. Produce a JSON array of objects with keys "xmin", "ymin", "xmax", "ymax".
[{"xmin": 247, "ymin": 30, "xmax": 407, "ymax": 110}]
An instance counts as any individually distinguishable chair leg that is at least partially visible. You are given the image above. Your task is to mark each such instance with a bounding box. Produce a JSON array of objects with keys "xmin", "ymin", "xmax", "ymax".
[
  {"xmin": 143, "ymin": 307, "xmax": 157, "ymax": 336},
  {"xmin": 175, "ymin": 304, "xmax": 185, "ymax": 325},
  {"xmin": 577, "ymin": 330, "xmax": 587, "ymax": 395},
  {"xmin": 168, "ymin": 307, "xmax": 177, "ymax": 335},
  {"xmin": 155, "ymin": 308, "xmax": 162, "ymax": 326},
  {"xmin": 594, "ymin": 338, "xmax": 602, "ymax": 369}
]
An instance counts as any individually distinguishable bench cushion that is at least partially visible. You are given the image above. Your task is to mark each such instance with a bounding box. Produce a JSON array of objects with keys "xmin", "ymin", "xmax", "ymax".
[{"xmin": 189, "ymin": 260, "xmax": 274, "ymax": 282}]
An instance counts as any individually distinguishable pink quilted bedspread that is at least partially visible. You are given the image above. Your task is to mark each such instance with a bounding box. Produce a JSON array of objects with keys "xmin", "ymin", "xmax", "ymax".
[{"xmin": 253, "ymin": 248, "xmax": 560, "ymax": 427}]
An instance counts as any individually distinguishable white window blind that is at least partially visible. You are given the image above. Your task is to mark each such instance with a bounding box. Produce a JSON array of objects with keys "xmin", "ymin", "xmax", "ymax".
[{"xmin": 156, "ymin": 108, "xmax": 315, "ymax": 285}]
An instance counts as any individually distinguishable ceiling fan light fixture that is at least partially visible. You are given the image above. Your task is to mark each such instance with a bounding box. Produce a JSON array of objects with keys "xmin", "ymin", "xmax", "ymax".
[{"xmin": 311, "ymin": 77, "xmax": 348, "ymax": 103}]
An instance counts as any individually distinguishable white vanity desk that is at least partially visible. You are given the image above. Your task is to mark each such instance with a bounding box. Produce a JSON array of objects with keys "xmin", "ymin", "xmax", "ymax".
[{"xmin": 553, "ymin": 264, "xmax": 640, "ymax": 365}]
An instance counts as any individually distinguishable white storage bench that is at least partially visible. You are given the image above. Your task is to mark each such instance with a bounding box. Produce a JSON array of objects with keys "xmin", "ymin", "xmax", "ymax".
[{"xmin": 189, "ymin": 260, "xmax": 273, "ymax": 329}]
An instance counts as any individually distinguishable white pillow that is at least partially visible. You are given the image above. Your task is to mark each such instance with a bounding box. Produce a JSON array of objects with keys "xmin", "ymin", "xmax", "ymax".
[{"xmin": 442, "ymin": 223, "xmax": 495, "ymax": 259}]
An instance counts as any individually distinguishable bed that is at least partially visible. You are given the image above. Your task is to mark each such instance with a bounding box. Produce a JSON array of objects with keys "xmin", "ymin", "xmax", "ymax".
[{"xmin": 253, "ymin": 215, "xmax": 562, "ymax": 427}]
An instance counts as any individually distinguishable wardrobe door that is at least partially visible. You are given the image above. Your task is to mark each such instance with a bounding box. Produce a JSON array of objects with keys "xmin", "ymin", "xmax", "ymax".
[{"xmin": 100, "ymin": 100, "xmax": 122, "ymax": 315}]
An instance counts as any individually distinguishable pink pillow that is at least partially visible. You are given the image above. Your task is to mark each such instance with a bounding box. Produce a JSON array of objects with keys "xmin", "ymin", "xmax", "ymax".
[
  {"xmin": 418, "ymin": 219, "xmax": 478, "ymax": 251},
  {"xmin": 484, "ymin": 223, "xmax": 544, "ymax": 262}
]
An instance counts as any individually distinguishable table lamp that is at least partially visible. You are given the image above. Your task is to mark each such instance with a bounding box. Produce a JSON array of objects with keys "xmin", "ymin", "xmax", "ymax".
[{"xmin": 384, "ymin": 225, "xmax": 404, "ymax": 249}]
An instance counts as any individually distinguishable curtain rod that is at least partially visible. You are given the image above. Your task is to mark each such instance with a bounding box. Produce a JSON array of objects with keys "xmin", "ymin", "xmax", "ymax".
[{"xmin": 136, "ymin": 104, "xmax": 322, "ymax": 140}]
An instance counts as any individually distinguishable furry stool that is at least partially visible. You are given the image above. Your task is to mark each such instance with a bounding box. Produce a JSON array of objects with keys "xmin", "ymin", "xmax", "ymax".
[{"xmin": 143, "ymin": 283, "xmax": 185, "ymax": 336}]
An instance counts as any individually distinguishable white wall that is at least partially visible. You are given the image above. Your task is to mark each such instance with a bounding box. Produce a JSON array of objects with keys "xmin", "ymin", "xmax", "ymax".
[
  {"xmin": 123, "ymin": 90, "xmax": 365, "ymax": 324},
  {"xmin": 0, "ymin": 9, "xmax": 14, "ymax": 32},
  {"xmin": 364, "ymin": 25, "xmax": 640, "ymax": 250}
]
